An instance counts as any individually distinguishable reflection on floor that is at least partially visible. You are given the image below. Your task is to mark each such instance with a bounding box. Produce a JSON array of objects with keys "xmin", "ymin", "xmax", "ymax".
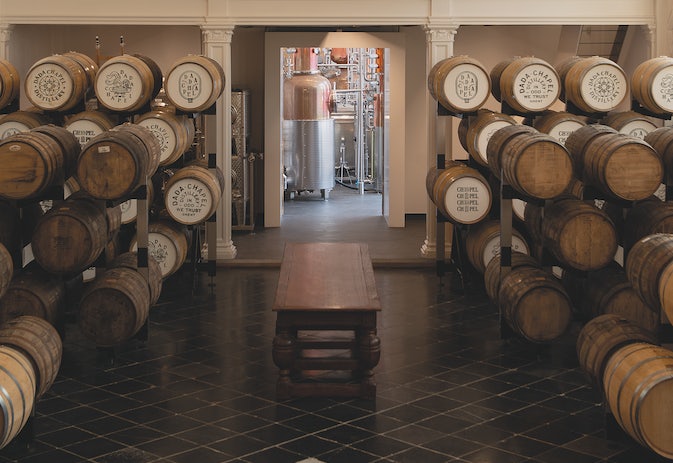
[
  {"xmin": 0, "ymin": 185, "xmax": 670, "ymax": 463},
  {"xmin": 232, "ymin": 184, "xmax": 430, "ymax": 265}
]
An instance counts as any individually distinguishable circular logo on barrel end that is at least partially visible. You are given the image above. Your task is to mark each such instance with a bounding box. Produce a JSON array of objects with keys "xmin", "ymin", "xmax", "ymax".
[
  {"xmin": 168, "ymin": 178, "xmax": 211, "ymax": 224},
  {"xmin": 580, "ymin": 63, "xmax": 627, "ymax": 112},
  {"xmin": 178, "ymin": 71, "xmax": 202, "ymax": 103},
  {"xmin": 653, "ymin": 68, "xmax": 673, "ymax": 112},
  {"xmin": 27, "ymin": 63, "xmax": 74, "ymax": 110},
  {"xmin": 455, "ymin": 71, "xmax": 478, "ymax": 103},
  {"xmin": 513, "ymin": 64, "xmax": 560, "ymax": 111}
]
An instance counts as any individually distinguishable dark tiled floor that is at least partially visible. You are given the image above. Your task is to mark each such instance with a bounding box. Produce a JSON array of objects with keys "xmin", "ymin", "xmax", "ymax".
[{"xmin": 1, "ymin": 187, "xmax": 671, "ymax": 463}]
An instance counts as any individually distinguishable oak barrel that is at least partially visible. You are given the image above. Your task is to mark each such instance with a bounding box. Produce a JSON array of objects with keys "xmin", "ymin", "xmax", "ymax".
[
  {"xmin": 0, "ymin": 243, "xmax": 11, "ymax": 300},
  {"xmin": 626, "ymin": 233, "xmax": 673, "ymax": 311},
  {"xmin": 562, "ymin": 56, "xmax": 628, "ymax": 113},
  {"xmin": 657, "ymin": 258, "xmax": 673, "ymax": 324},
  {"xmin": 644, "ymin": 126, "xmax": 673, "ymax": 183},
  {"xmin": 486, "ymin": 124, "xmax": 538, "ymax": 175},
  {"xmin": 631, "ymin": 56, "xmax": 673, "ymax": 115},
  {"xmin": 31, "ymin": 196, "xmax": 108, "ymax": 275},
  {"xmin": 577, "ymin": 314, "xmax": 657, "ymax": 385},
  {"xmin": 499, "ymin": 266, "xmax": 572, "ymax": 343},
  {"xmin": 541, "ymin": 198, "xmax": 618, "ymax": 271},
  {"xmin": 623, "ymin": 198, "xmax": 673, "ymax": 252},
  {"xmin": 603, "ymin": 342, "xmax": 673, "ymax": 459},
  {"xmin": 24, "ymin": 53, "xmax": 89, "ymax": 112},
  {"xmin": 95, "ymin": 54, "xmax": 157, "ymax": 113},
  {"xmin": 0, "ymin": 345, "xmax": 36, "ymax": 449},
  {"xmin": 136, "ymin": 110, "xmax": 195, "ymax": 166},
  {"xmin": 0, "ymin": 59, "xmax": 19, "ymax": 111},
  {"xmin": 163, "ymin": 163, "xmax": 224, "ymax": 225},
  {"xmin": 0, "ymin": 315, "xmax": 62, "ymax": 399},
  {"xmin": 0, "ymin": 110, "xmax": 50, "ymax": 140},
  {"xmin": 458, "ymin": 110, "xmax": 517, "ymax": 166},
  {"xmin": 581, "ymin": 132, "xmax": 663, "ymax": 201},
  {"xmin": 483, "ymin": 251, "xmax": 538, "ymax": 302},
  {"xmin": 0, "ymin": 264, "xmax": 64, "ymax": 324},
  {"xmin": 79, "ymin": 266, "xmax": 150, "ymax": 346},
  {"xmin": 497, "ymin": 56, "xmax": 561, "ymax": 113},
  {"xmin": 465, "ymin": 219, "xmax": 529, "ymax": 274},
  {"xmin": 108, "ymin": 251, "xmax": 162, "ymax": 305},
  {"xmin": 493, "ymin": 131, "xmax": 573, "ymax": 199},
  {"xmin": 427, "ymin": 55, "xmax": 491, "ymax": 113},
  {"xmin": 564, "ymin": 124, "xmax": 618, "ymax": 180},
  {"xmin": 76, "ymin": 124, "xmax": 159, "ymax": 200},
  {"xmin": 532, "ymin": 110, "xmax": 586, "ymax": 145},
  {"xmin": 425, "ymin": 162, "xmax": 492, "ymax": 225},
  {"xmin": 602, "ymin": 111, "xmax": 658, "ymax": 140},
  {"xmin": 164, "ymin": 55, "xmax": 225, "ymax": 113},
  {"xmin": 129, "ymin": 220, "xmax": 189, "ymax": 279},
  {"xmin": 65, "ymin": 110, "xmax": 116, "ymax": 146}
]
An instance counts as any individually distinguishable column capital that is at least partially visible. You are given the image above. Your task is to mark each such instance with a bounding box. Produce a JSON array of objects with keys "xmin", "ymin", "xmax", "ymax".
[
  {"xmin": 423, "ymin": 23, "xmax": 460, "ymax": 44},
  {"xmin": 201, "ymin": 25, "xmax": 235, "ymax": 44}
]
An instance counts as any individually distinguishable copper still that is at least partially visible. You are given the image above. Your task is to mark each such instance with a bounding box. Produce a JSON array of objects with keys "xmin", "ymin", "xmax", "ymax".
[{"xmin": 282, "ymin": 48, "xmax": 335, "ymax": 195}]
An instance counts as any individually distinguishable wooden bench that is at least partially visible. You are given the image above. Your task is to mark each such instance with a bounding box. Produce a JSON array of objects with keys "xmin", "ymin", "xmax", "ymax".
[{"xmin": 272, "ymin": 242, "xmax": 381, "ymax": 399}]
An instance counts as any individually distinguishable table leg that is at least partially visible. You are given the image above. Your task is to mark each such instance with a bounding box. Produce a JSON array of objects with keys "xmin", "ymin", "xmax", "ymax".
[
  {"xmin": 357, "ymin": 327, "xmax": 380, "ymax": 398},
  {"xmin": 273, "ymin": 330, "xmax": 295, "ymax": 400}
]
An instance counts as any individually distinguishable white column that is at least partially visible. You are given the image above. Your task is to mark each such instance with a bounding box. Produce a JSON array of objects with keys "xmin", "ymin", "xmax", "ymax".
[
  {"xmin": 0, "ymin": 24, "xmax": 13, "ymax": 60},
  {"xmin": 421, "ymin": 24, "xmax": 458, "ymax": 258},
  {"xmin": 202, "ymin": 25, "xmax": 237, "ymax": 260}
]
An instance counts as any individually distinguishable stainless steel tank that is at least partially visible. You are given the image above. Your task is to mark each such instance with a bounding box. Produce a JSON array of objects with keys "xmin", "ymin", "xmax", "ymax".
[{"xmin": 282, "ymin": 48, "xmax": 335, "ymax": 194}]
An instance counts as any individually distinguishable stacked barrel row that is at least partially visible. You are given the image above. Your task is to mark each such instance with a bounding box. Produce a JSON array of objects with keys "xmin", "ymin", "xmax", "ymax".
[
  {"xmin": 0, "ymin": 50, "xmax": 226, "ymax": 349},
  {"xmin": 577, "ymin": 314, "xmax": 673, "ymax": 460}
]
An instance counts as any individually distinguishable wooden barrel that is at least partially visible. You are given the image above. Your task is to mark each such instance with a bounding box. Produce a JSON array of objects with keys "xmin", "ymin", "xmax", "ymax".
[
  {"xmin": 458, "ymin": 110, "xmax": 517, "ymax": 166},
  {"xmin": 136, "ymin": 110, "xmax": 195, "ymax": 166},
  {"xmin": 62, "ymin": 51, "xmax": 98, "ymax": 89},
  {"xmin": 490, "ymin": 56, "xmax": 519, "ymax": 102},
  {"xmin": 31, "ymin": 196, "xmax": 108, "ymax": 275},
  {"xmin": 427, "ymin": 55, "xmax": 491, "ymax": 113},
  {"xmin": 425, "ymin": 162, "xmax": 492, "ymax": 225},
  {"xmin": 626, "ymin": 233, "xmax": 673, "ymax": 311},
  {"xmin": 119, "ymin": 179, "xmax": 154, "ymax": 225},
  {"xmin": 541, "ymin": 198, "xmax": 617, "ymax": 271},
  {"xmin": 602, "ymin": 111, "xmax": 658, "ymax": 140},
  {"xmin": 132, "ymin": 54, "xmax": 163, "ymax": 102},
  {"xmin": 465, "ymin": 219, "xmax": 530, "ymax": 274},
  {"xmin": 484, "ymin": 251, "xmax": 538, "ymax": 302},
  {"xmin": 110, "ymin": 123, "xmax": 161, "ymax": 177},
  {"xmin": 486, "ymin": 124, "xmax": 538, "ymax": 175},
  {"xmin": 603, "ymin": 342, "xmax": 673, "ymax": 459},
  {"xmin": 577, "ymin": 314, "xmax": 657, "ymax": 385},
  {"xmin": 95, "ymin": 54, "xmax": 157, "ymax": 113},
  {"xmin": 496, "ymin": 132, "xmax": 574, "ymax": 199},
  {"xmin": 0, "ymin": 59, "xmax": 20, "ymax": 111},
  {"xmin": 497, "ymin": 56, "xmax": 561, "ymax": 113},
  {"xmin": 77, "ymin": 124, "xmax": 158, "ymax": 200},
  {"xmin": 64, "ymin": 110, "xmax": 116, "ymax": 146},
  {"xmin": 108, "ymin": 251, "xmax": 162, "ymax": 305},
  {"xmin": 644, "ymin": 126, "xmax": 673, "ymax": 183},
  {"xmin": 0, "ymin": 129, "xmax": 73, "ymax": 200},
  {"xmin": 499, "ymin": 266, "xmax": 572, "ymax": 343},
  {"xmin": 0, "ymin": 110, "xmax": 50, "ymax": 140},
  {"xmin": 564, "ymin": 124, "xmax": 619, "ymax": 180},
  {"xmin": 129, "ymin": 220, "xmax": 189, "ymax": 279},
  {"xmin": 631, "ymin": 56, "xmax": 673, "ymax": 115},
  {"xmin": 623, "ymin": 198, "xmax": 673, "ymax": 252},
  {"xmin": 532, "ymin": 111, "xmax": 587, "ymax": 145},
  {"xmin": 0, "ymin": 345, "xmax": 36, "ymax": 449},
  {"xmin": 0, "ymin": 243, "xmax": 11, "ymax": 300},
  {"xmin": 658, "ymin": 257, "xmax": 673, "ymax": 324},
  {"xmin": 24, "ymin": 53, "xmax": 89, "ymax": 112},
  {"xmin": 563, "ymin": 56, "xmax": 629, "ymax": 113},
  {"xmin": 563, "ymin": 264, "xmax": 659, "ymax": 332},
  {"xmin": 582, "ymin": 132, "xmax": 663, "ymax": 201},
  {"xmin": 0, "ymin": 200, "xmax": 20, "ymax": 260},
  {"xmin": 0, "ymin": 315, "xmax": 62, "ymax": 399},
  {"xmin": 0, "ymin": 264, "xmax": 64, "ymax": 324},
  {"xmin": 164, "ymin": 55, "xmax": 225, "ymax": 113},
  {"xmin": 554, "ymin": 55, "xmax": 584, "ymax": 102},
  {"xmin": 79, "ymin": 266, "xmax": 150, "ymax": 346},
  {"xmin": 163, "ymin": 163, "xmax": 224, "ymax": 225},
  {"xmin": 31, "ymin": 124, "xmax": 81, "ymax": 176}
]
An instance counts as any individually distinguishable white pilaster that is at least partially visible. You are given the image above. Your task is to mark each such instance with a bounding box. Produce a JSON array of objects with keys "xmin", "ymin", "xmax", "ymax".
[
  {"xmin": 421, "ymin": 24, "xmax": 458, "ymax": 258},
  {"xmin": 0, "ymin": 24, "xmax": 13, "ymax": 60},
  {"xmin": 202, "ymin": 25, "xmax": 237, "ymax": 260}
]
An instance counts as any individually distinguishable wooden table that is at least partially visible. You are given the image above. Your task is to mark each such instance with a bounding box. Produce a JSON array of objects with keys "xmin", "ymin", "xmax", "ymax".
[{"xmin": 272, "ymin": 242, "xmax": 381, "ymax": 399}]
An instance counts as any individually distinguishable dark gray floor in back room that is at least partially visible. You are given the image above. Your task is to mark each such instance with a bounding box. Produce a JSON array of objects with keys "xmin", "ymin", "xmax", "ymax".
[{"xmin": 0, "ymin": 185, "xmax": 670, "ymax": 463}]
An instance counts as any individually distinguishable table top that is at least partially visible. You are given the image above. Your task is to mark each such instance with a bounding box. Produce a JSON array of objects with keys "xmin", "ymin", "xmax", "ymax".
[{"xmin": 273, "ymin": 242, "xmax": 381, "ymax": 312}]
